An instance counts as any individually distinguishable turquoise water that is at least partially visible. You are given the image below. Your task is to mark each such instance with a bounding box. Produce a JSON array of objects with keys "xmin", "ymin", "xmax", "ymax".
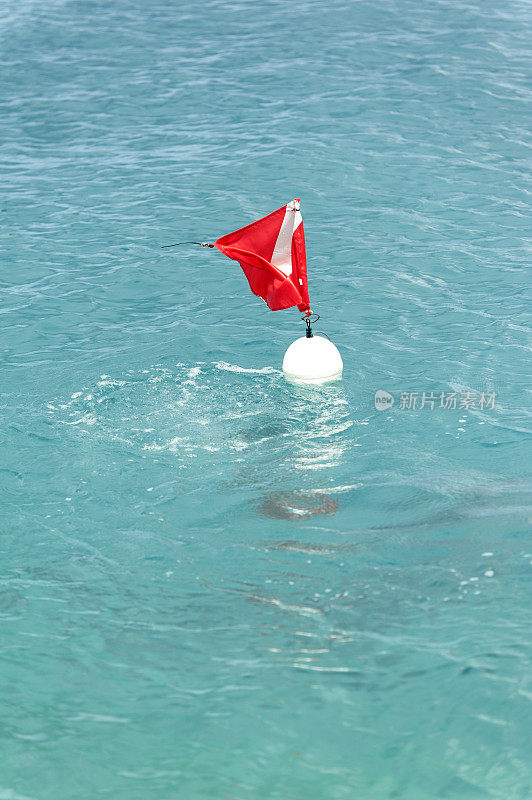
[{"xmin": 1, "ymin": 0, "xmax": 531, "ymax": 797}]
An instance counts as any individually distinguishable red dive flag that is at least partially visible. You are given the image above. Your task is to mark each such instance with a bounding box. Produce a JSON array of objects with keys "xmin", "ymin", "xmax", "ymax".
[{"xmin": 215, "ymin": 199, "xmax": 311, "ymax": 314}]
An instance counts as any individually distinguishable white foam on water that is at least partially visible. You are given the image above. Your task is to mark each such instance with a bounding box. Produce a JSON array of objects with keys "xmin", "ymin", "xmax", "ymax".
[{"xmin": 213, "ymin": 361, "xmax": 280, "ymax": 375}]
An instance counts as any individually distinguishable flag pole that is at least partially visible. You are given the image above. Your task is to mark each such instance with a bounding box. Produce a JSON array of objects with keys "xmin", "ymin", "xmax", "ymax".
[{"xmin": 161, "ymin": 242, "xmax": 214, "ymax": 249}]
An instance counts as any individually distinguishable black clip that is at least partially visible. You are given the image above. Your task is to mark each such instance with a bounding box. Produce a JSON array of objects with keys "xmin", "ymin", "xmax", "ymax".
[{"xmin": 302, "ymin": 313, "xmax": 320, "ymax": 338}]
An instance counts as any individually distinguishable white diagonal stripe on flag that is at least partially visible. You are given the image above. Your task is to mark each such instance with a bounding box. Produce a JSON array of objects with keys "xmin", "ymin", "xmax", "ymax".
[{"xmin": 271, "ymin": 204, "xmax": 302, "ymax": 277}]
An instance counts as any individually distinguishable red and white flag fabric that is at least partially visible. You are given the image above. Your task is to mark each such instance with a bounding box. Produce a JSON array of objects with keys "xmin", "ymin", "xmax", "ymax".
[{"xmin": 215, "ymin": 199, "xmax": 311, "ymax": 314}]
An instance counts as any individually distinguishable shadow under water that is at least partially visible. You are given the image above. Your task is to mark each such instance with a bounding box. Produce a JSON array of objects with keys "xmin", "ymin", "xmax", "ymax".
[
  {"xmin": 256, "ymin": 490, "xmax": 339, "ymax": 520},
  {"xmin": 256, "ymin": 491, "xmax": 338, "ymax": 521}
]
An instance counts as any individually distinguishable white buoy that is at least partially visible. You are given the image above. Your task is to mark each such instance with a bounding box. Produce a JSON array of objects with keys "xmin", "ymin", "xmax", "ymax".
[{"xmin": 282, "ymin": 334, "xmax": 343, "ymax": 384}]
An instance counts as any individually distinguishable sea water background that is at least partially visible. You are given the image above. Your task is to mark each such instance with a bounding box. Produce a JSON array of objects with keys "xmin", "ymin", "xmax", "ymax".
[{"xmin": 1, "ymin": 0, "xmax": 531, "ymax": 798}]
